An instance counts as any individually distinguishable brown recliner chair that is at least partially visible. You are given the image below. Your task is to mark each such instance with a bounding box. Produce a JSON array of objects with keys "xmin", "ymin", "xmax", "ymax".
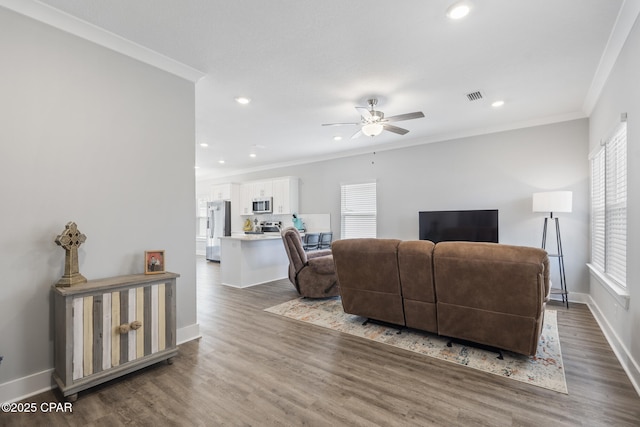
[{"xmin": 281, "ymin": 227, "xmax": 340, "ymax": 298}]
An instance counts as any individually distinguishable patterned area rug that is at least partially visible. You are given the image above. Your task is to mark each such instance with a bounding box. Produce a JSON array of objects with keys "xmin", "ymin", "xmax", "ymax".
[{"xmin": 265, "ymin": 297, "xmax": 567, "ymax": 394}]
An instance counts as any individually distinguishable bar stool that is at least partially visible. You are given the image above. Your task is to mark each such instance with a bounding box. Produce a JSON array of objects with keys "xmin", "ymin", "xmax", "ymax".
[
  {"xmin": 303, "ymin": 233, "xmax": 320, "ymax": 251},
  {"xmin": 318, "ymin": 232, "xmax": 333, "ymax": 249}
]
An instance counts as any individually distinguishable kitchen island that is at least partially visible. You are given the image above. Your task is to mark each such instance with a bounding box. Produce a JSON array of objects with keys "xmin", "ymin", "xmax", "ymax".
[{"xmin": 219, "ymin": 233, "xmax": 289, "ymax": 288}]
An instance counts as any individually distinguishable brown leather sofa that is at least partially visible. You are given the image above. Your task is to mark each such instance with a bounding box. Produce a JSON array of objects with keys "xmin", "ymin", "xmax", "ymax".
[{"xmin": 332, "ymin": 239, "xmax": 549, "ymax": 356}]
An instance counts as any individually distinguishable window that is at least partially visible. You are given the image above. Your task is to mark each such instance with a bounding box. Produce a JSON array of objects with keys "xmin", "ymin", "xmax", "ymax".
[
  {"xmin": 590, "ymin": 117, "xmax": 627, "ymax": 288},
  {"xmin": 341, "ymin": 181, "xmax": 377, "ymax": 239}
]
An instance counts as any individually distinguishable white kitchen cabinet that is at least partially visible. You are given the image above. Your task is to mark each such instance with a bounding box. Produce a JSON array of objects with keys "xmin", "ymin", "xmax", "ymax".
[
  {"xmin": 211, "ymin": 183, "xmax": 234, "ymax": 201},
  {"xmin": 272, "ymin": 177, "xmax": 299, "ymax": 214},
  {"xmin": 240, "ymin": 183, "xmax": 254, "ymax": 215},
  {"xmin": 239, "ymin": 177, "xmax": 298, "ymax": 215},
  {"xmin": 254, "ymin": 181, "xmax": 273, "ymax": 198}
]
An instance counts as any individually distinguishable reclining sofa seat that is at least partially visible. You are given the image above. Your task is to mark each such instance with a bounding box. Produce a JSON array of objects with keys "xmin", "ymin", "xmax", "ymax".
[
  {"xmin": 434, "ymin": 242, "xmax": 549, "ymax": 356},
  {"xmin": 332, "ymin": 238, "xmax": 406, "ymax": 325}
]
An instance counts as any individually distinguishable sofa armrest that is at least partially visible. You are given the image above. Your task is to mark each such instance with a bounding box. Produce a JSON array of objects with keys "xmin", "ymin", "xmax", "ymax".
[
  {"xmin": 307, "ymin": 255, "xmax": 335, "ymax": 275},
  {"xmin": 543, "ymin": 256, "xmax": 551, "ymax": 301},
  {"xmin": 307, "ymin": 249, "xmax": 332, "ymax": 259}
]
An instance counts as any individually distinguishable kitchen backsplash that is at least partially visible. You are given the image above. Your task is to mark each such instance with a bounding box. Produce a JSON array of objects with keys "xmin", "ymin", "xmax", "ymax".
[{"xmin": 244, "ymin": 213, "xmax": 331, "ymax": 233}]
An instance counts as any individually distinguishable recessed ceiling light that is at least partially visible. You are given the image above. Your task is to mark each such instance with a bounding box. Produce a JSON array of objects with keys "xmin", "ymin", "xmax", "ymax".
[
  {"xmin": 218, "ymin": 159, "xmax": 225, "ymax": 164},
  {"xmin": 333, "ymin": 136, "xmax": 343, "ymax": 141},
  {"xmin": 235, "ymin": 97, "xmax": 251, "ymax": 105},
  {"xmin": 249, "ymin": 153, "xmax": 257, "ymax": 158},
  {"xmin": 446, "ymin": 2, "xmax": 470, "ymax": 20},
  {"xmin": 491, "ymin": 100, "xmax": 505, "ymax": 108},
  {"xmin": 199, "ymin": 142, "xmax": 209, "ymax": 147}
]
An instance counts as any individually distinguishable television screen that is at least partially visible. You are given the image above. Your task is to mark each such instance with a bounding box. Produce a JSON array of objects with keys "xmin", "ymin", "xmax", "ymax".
[{"xmin": 419, "ymin": 209, "xmax": 498, "ymax": 243}]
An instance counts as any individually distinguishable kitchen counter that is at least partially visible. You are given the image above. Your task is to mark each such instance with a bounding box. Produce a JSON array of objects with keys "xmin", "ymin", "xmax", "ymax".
[
  {"xmin": 219, "ymin": 233, "xmax": 289, "ymax": 288},
  {"xmin": 219, "ymin": 232, "xmax": 283, "ymax": 241}
]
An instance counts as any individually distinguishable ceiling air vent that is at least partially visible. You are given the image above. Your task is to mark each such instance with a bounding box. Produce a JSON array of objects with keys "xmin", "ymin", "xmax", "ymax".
[{"xmin": 466, "ymin": 91, "xmax": 483, "ymax": 101}]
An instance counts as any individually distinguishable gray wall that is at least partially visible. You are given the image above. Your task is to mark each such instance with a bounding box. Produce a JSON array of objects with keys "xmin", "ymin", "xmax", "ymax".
[
  {"xmin": 588, "ymin": 13, "xmax": 640, "ymax": 391},
  {"xmin": 0, "ymin": 8, "xmax": 197, "ymax": 400},
  {"xmin": 200, "ymin": 119, "xmax": 590, "ymax": 299}
]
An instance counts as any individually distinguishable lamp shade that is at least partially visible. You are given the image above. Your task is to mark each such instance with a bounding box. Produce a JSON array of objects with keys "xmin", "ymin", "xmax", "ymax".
[{"xmin": 532, "ymin": 191, "xmax": 573, "ymax": 213}]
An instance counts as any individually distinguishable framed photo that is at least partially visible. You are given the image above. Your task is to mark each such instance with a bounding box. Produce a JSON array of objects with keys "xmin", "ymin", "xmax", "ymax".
[{"xmin": 145, "ymin": 250, "xmax": 165, "ymax": 274}]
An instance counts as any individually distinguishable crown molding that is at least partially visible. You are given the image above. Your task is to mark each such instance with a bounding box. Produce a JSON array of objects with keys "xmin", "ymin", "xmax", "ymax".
[
  {"xmin": 0, "ymin": 0, "xmax": 205, "ymax": 82},
  {"xmin": 196, "ymin": 111, "xmax": 587, "ymax": 181},
  {"xmin": 583, "ymin": 0, "xmax": 640, "ymax": 114}
]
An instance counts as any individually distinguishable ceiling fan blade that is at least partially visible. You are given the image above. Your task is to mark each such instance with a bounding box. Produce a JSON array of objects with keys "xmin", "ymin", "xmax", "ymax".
[
  {"xmin": 383, "ymin": 124, "xmax": 409, "ymax": 135},
  {"xmin": 321, "ymin": 122, "xmax": 360, "ymax": 127},
  {"xmin": 384, "ymin": 111, "xmax": 425, "ymax": 123},
  {"xmin": 355, "ymin": 106, "xmax": 372, "ymax": 120},
  {"xmin": 351, "ymin": 129, "xmax": 363, "ymax": 139}
]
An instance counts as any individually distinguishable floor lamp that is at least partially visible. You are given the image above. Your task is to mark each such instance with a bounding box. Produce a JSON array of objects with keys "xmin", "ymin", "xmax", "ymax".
[{"xmin": 532, "ymin": 191, "xmax": 572, "ymax": 308}]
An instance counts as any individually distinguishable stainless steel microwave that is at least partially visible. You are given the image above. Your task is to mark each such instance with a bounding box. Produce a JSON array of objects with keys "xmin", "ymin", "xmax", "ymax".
[{"xmin": 252, "ymin": 197, "xmax": 272, "ymax": 214}]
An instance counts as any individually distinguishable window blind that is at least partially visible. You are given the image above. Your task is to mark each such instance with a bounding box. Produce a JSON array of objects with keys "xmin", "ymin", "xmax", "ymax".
[
  {"xmin": 604, "ymin": 122, "xmax": 627, "ymax": 285},
  {"xmin": 590, "ymin": 119, "xmax": 627, "ymax": 287},
  {"xmin": 590, "ymin": 150, "xmax": 605, "ymax": 270},
  {"xmin": 340, "ymin": 182, "xmax": 377, "ymax": 239}
]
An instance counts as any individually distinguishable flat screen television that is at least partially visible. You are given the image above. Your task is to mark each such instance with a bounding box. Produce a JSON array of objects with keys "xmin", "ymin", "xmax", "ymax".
[{"xmin": 419, "ymin": 209, "xmax": 498, "ymax": 243}]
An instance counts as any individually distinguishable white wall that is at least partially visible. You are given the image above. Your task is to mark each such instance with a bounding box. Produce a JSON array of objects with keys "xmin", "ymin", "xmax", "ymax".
[
  {"xmin": 199, "ymin": 118, "xmax": 590, "ymax": 297},
  {"xmin": 0, "ymin": 8, "xmax": 198, "ymax": 401},
  {"xmin": 588, "ymin": 13, "xmax": 640, "ymax": 393}
]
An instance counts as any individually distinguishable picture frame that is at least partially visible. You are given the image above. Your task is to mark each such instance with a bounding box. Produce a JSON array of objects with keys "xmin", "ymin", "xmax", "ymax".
[{"xmin": 144, "ymin": 250, "xmax": 165, "ymax": 274}]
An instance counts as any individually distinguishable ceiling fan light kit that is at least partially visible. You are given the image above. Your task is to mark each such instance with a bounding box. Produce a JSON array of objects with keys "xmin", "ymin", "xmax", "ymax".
[{"xmin": 362, "ymin": 123, "xmax": 384, "ymax": 137}]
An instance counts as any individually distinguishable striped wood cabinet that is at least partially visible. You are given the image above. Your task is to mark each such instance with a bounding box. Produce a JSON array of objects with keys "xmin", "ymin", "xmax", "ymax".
[{"xmin": 52, "ymin": 272, "xmax": 179, "ymax": 401}]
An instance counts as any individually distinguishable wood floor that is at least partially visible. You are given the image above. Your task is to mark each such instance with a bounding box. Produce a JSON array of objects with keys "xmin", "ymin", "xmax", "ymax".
[{"xmin": 6, "ymin": 257, "xmax": 640, "ymax": 426}]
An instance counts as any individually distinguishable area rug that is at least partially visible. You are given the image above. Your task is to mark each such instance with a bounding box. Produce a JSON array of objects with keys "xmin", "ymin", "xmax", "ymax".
[{"xmin": 265, "ymin": 297, "xmax": 567, "ymax": 394}]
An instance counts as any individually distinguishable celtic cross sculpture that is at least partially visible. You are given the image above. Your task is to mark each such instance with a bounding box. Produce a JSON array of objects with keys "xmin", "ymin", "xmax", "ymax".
[{"xmin": 55, "ymin": 221, "xmax": 87, "ymax": 287}]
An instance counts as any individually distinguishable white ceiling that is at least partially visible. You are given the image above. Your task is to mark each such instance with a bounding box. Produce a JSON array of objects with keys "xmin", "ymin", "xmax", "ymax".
[{"xmin": 30, "ymin": 0, "xmax": 631, "ymax": 179}]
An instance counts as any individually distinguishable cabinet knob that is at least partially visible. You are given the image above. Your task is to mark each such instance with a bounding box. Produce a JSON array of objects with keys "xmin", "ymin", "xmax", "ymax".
[
  {"xmin": 130, "ymin": 320, "xmax": 142, "ymax": 330},
  {"xmin": 118, "ymin": 320, "xmax": 142, "ymax": 334}
]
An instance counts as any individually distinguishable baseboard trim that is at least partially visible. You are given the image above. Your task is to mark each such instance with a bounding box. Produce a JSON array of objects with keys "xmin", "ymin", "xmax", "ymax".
[
  {"xmin": 0, "ymin": 323, "xmax": 201, "ymax": 404},
  {"xmin": 586, "ymin": 295, "xmax": 640, "ymax": 397},
  {"xmin": 548, "ymin": 291, "xmax": 590, "ymax": 305},
  {"xmin": 177, "ymin": 322, "xmax": 201, "ymax": 345},
  {"xmin": 550, "ymin": 291, "xmax": 640, "ymax": 396},
  {"xmin": 0, "ymin": 368, "xmax": 55, "ymax": 404}
]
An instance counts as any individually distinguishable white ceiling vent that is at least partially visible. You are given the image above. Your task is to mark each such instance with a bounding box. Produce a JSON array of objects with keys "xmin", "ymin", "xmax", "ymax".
[{"xmin": 466, "ymin": 91, "xmax": 483, "ymax": 101}]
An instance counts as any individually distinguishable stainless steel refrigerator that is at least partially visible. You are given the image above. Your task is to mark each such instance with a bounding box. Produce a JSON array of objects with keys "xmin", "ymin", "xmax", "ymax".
[{"xmin": 206, "ymin": 200, "xmax": 231, "ymax": 261}]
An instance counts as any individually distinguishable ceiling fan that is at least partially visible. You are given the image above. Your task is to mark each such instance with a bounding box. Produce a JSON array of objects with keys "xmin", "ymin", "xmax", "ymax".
[{"xmin": 322, "ymin": 98, "xmax": 425, "ymax": 139}]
